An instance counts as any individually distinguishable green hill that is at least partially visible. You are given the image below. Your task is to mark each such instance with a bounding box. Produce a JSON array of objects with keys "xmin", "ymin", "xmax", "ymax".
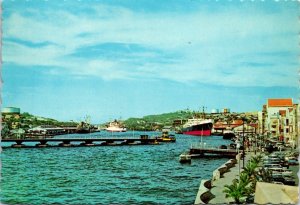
[
  {"xmin": 123, "ymin": 109, "xmax": 258, "ymax": 131},
  {"xmin": 124, "ymin": 110, "xmax": 195, "ymax": 131}
]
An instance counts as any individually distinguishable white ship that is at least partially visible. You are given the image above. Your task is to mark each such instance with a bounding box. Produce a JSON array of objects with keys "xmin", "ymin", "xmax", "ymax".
[{"xmin": 106, "ymin": 120, "xmax": 127, "ymax": 132}]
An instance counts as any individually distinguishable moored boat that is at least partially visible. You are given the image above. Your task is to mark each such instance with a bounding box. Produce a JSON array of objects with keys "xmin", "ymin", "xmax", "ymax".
[
  {"xmin": 182, "ymin": 119, "xmax": 213, "ymax": 136},
  {"xmin": 76, "ymin": 116, "xmax": 95, "ymax": 134},
  {"xmin": 179, "ymin": 153, "xmax": 191, "ymax": 163},
  {"xmin": 106, "ymin": 120, "xmax": 127, "ymax": 132},
  {"xmin": 156, "ymin": 131, "xmax": 176, "ymax": 142},
  {"xmin": 223, "ymin": 129, "xmax": 235, "ymax": 140}
]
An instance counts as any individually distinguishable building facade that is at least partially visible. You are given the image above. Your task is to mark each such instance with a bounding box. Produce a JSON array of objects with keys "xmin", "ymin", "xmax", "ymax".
[{"xmin": 260, "ymin": 98, "xmax": 298, "ymax": 146}]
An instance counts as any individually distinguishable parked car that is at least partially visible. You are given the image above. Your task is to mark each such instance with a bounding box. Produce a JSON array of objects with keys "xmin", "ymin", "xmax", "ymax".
[
  {"xmin": 288, "ymin": 159, "xmax": 299, "ymax": 165},
  {"xmin": 273, "ymin": 181, "xmax": 284, "ymax": 185},
  {"xmin": 272, "ymin": 175, "xmax": 285, "ymax": 183},
  {"xmin": 263, "ymin": 164, "xmax": 282, "ymax": 168},
  {"xmin": 283, "ymin": 176, "xmax": 296, "ymax": 186}
]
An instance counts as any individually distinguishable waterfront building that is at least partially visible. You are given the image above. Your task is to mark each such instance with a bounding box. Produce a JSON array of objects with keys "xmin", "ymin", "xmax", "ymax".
[
  {"xmin": 257, "ymin": 111, "xmax": 263, "ymax": 135},
  {"xmin": 212, "ymin": 119, "xmax": 244, "ymax": 134},
  {"xmin": 28, "ymin": 125, "xmax": 66, "ymax": 135},
  {"xmin": 233, "ymin": 124, "xmax": 257, "ymax": 134},
  {"xmin": 260, "ymin": 98, "xmax": 298, "ymax": 146},
  {"xmin": 173, "ymin": 119, "xmax": 187, "ymax": 126},
  {"xmin": 222, "ymin": 108, "xmax": 230, "ymax": 114},
  {"xmin": 294, "ymin": 103, "xmax": 299, "ymax": 147},
  {"xmin": 162, "ymin": 126, "xmax": 172, "ymax": 132}
]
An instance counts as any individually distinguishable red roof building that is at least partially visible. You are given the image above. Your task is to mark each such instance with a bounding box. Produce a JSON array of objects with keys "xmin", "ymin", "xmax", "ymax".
[{"xmin": 268, "ymin": 99, "xmax": 293, "ymax": 107}]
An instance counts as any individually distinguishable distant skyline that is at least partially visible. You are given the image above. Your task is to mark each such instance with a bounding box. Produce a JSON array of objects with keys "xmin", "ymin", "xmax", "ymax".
[{"xmin": 2, "ymin": 0, "xmax": 299, "ymax": 123}]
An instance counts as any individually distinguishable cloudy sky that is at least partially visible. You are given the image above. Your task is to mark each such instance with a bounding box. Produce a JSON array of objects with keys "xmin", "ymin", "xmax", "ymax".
[{"xmin": 2, "ymin": 0, "xmax": 299, "ymax": 123}]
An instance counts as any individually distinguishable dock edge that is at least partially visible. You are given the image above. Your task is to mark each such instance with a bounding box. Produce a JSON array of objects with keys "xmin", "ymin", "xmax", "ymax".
[{"xmin": 194, "ymin": 159, "xmax": 237, "ymax": 204}]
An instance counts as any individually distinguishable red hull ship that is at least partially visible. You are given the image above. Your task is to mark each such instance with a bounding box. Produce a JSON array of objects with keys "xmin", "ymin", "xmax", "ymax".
[{"xmin": 182, "ymin": 119, "xmax": 213, "ymax": 136}]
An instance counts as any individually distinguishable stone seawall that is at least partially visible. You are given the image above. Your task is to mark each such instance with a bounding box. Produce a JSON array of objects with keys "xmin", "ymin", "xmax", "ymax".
[{"xmin": 194, "ymin": 159, "xmax": 237, "ymax": 204}]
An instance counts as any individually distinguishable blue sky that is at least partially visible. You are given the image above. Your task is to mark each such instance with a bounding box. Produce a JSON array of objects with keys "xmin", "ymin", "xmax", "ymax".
[{"xmin": 2, "ymin": 0, "xmax": 299, "ymax": 123}]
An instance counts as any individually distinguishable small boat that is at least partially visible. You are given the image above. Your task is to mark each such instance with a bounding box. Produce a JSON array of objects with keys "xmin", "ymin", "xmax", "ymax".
[
  {"xmin": 179, "ymin": 153, "xmax": 191, "ymax": 163},
  {"xmin": 149, "ymin": 140, "xmax": 160, "ymax": 145},
  {"xmin": 223, "ymin": 129, "xmax": 235, "ymax": 140},
  {"xmin": 156, "ymin": 131, "xmax": 176, "ymax": 142},
  {"xmin": 159, "ymin": 136, "xmax": 176, "ymax": 142}
]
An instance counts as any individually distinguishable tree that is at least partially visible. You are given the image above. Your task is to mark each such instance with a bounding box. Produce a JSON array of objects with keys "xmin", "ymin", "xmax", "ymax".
[
  {"xmin": 242, "ymin": 155, "xmax": 262, "ymax": 194},
  {"xmin": 224, "ymin": 155, "xmax": 263, "ymax": 203},
  {"xmin": 1, "ymin": 124, "xmax": 10, "ymax": 139},
  {"xmin": 243, "ymin": 161, "xmax": 258, "ymax": 179},
  {"xmin": 223, "ymin": 176, "xmax": 250, "ymax": 204},
  {"xmin": 250, "ymin": 154, "xmax": 263, "ymax": 165}
]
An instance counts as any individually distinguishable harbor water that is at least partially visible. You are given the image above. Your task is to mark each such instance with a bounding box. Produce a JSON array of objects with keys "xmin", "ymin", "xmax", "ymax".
[{"xmin": 1, "ymin": 132, "xmax": 231, "ymax": 204}]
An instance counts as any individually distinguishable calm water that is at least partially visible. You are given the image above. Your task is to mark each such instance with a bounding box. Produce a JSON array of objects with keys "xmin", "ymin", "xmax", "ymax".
[{"xmin": 1, "ymin": 132, "xmax": 230, "ymax": 204}]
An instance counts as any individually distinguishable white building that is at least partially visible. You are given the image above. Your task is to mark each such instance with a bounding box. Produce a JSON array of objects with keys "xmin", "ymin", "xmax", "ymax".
[
  {"xmin": 257, "ymin": 111, "xmax": 263, "ymax": 134},
  {"xmin": 262, "ymin": 98, "xmax": 298, "ymax": 146}
]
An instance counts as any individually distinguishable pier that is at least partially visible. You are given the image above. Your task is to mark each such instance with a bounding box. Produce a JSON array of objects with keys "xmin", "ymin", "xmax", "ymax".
[
  {"xmin": 1, "ymin": 135, "xmax": 160, "ymax": 148},
  {"xmin": 189, "ymin": 143, "xmax": 238, "ymax": 158}
]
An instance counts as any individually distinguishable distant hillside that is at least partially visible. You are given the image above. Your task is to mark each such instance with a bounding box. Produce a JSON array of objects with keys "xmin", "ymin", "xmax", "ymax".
[
  {"xmin": 2, "ymin": 111, "xmax": 78, "ymax": 132},
  {"xmin": 124, "ymin": 110, "xmax": 198, "ymax": 131},
  {"xmin": 123, "ymin": 110, "xmax": 258, "ymax": 131}
]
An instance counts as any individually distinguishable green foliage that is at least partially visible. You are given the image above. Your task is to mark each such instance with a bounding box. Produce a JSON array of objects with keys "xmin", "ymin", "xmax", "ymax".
[
  {"xmin": 224, "ymin": 155, "xmax": 263, "ymax": 203},
  {"xmin": 124, "ymin": 110, "xmax": 194, "ymax": 131},
  {"xmin": 223, "ymin": 177, "xmax": 250, "ymax": 204},
  {"xmin": 21, "ymin": 112, "xmax": 32, "ymax": 118},
  {"xmin": 242, "ymin": 155, "xmax": 262, "ymax": 194},
  {"xmin": 243, "ymin": 161, "xmax": 257, "ymax": 178},
  {"xmin": 2, "ymin": 112, "xmax": 78, "ymax": 136},
  {"xmin": 250, "ymin": 155, "xmax": 263, "ymax": 165}
]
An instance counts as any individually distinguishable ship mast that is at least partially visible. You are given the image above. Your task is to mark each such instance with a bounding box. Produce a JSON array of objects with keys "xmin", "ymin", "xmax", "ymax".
[{"xmin": 202, "ymin": 106, "xmax": 206, "ymax": 119}]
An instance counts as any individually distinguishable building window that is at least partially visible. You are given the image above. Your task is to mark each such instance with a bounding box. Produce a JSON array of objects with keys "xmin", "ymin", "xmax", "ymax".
[
  {"xmin": 286, "ymin": 128, "xmax": 289, "ymax": 133},
  {"xmin": 286, "ymin": 119, "xmax": 289, "ymax": 125}
]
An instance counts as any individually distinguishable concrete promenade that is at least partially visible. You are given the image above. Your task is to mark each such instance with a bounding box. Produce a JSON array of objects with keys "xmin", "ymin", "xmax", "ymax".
[
  {"xmin": 195, "ymin": 150, "xmax": 299, "ymax": 204},
  {"xmin": 208, "ymin": 152, "xmax": 254, "ymax": 204}
]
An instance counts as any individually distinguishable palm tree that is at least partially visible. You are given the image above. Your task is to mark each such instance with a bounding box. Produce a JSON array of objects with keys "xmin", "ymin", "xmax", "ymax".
[
  {"xmin": 250, "ymin": 154, "xmax": 263, "ymax": 165},
  {"xmin": 223, "ymin": 155, "xmax": 264, "ymax": 203},
  {"xmin": 242, "ymin": 155, "xmax": 262, "ymax": 194},
  {"xmin": 223, "ymin": 176, "xmax": 250, "ymax": 204},
  {"xmin": 243, "ymin": 161, "xmax": 258, "ymax": 178},
  {"xmin": 239, "ymin": 172, "xmax": 251, "ymax": 187}
]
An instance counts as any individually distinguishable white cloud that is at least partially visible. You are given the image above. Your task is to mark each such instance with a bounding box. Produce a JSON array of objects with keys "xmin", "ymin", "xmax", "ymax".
[{"xmin": 3, "ymin": 3, "xmax": 298, "ymax": 87}]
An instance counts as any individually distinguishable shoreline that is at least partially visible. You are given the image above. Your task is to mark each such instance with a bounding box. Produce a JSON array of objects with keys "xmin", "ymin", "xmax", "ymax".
[{"xmin": 194, "ymin": 153, "xmax": 252, "ymax": 204}]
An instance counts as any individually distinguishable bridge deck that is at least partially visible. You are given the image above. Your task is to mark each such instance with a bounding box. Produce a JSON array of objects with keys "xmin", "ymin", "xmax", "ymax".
[
  {"xmin": 2, "ymin": 138, "xmax": 157, "ymax": 142},
  {"xmin": 1, "ymin": 137, "xmax": 159, "ymax": 148}
]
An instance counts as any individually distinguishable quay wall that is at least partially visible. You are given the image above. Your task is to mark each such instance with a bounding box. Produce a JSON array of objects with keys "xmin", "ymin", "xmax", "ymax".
[{"xmin": 194, "ymin": 159, "xmax": 237, "ymax": 204}]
